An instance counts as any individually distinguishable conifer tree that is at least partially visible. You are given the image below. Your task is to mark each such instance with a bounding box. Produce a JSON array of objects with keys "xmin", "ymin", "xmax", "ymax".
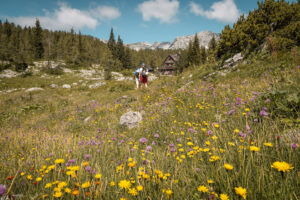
[
  {"xmin": 33, "ymin": 19, "xmax": 44, "ymax": 59},
  {"xmin": 108, "ymin": 28, "xmax": 116, "ymax": 57}
]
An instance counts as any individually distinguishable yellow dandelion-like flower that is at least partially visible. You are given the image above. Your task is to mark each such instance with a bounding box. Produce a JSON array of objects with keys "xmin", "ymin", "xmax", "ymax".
[
  {"xmin": 55, "ymin": 159, "xmax": 65, "ymax": 164},
  {"xmin": 220, "ymin": 193, "xmax": 229, "ymax": 200},
  {"xmin": 20, "ymin": 172, "xmax": 25, "ymax": 176},
  {"xmin": 110, "ymin": 181, "xmax": 115, "ymax": 187},
  {"xmin": 95, "ymin": 173, "xmax": 102, "ymax": 179},
  {"xmin": 234, "ymin": 129, "xmax": 239, "ymax": 133},
  {"xmin": 271, "ymin": 161, "xmax": 294, "ymax": 172},
  {"xmin": 128, "ymin": 188, "xmax": 138, "ymax": 196},
  {"xmin": 187, "ymin": 142, "xmax": 194, "ymax": 146},
  {"xmin": 45, "ymin": 183, "xmax": 52, "ymax": 189},
  {"xmin": 197, "ymin": 185, "xmax": 209, "ymax": 193},
  {"xmin": 207, "ymin": 180, "xmax": 214, "ymax": 184},
  {"xmin": 209, "ymin": 155, "xmax": 220, "ymax": 162},
  {"xmin": 36, "ymin": 177, "xmax": 42, "ymax": 182},
  {"xmin": 118, "ymin": 180, "xmax": 131, "ymax": 190},
  {"xmin": 27, "ymin": 175, "xmax": 33, "ymax": 181},
  {"xmin": 224, "ymin": 163, "xmax": 234, "ymax": 170},
  {"xmin": 235, "ymin": 187, "xmax": 247, "ymax": 199},
  {"xmin": 81, "ymin": 181, "xmax": 91, "ymax": 189},
  {"xmin": 165, "ymin": 189, "xmax": 173, "ymax": 196},
  {"xmin": 65, "ymin": 188, "xmax": 71, "ymax": 193},
  {"xmin": 264, "ymin": 143, "xmax": 273, "ymax": 147},
  {"xmin": 53, "ymin": 191, "xmax": 63, "ymax": 198},
  {"xmin": 249, "ymin": 146, "xmax": 260, "ymax": 152},
  {"xmin": 58, "ymin": 182, "xmax": 67, "ymax": 188},
  {"xmin": 82, "ymin": 161, "xmax": 89, "ymax": 166},
  {"xmin": 136, "ymin": 185, "xmax": 143, "ymax": 191}
]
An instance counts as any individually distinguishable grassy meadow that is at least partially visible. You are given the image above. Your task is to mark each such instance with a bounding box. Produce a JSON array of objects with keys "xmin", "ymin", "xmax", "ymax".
[{"xmin": 0, "ymin": 50, "xmax": 299, "ymax": 199}]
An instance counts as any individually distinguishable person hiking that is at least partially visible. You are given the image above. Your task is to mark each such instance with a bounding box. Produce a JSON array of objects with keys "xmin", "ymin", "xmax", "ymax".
[
  {"xmin": 138, "ymin": 62, "xmax": 148, "ymax": 88},
  {"xmin": 133, "ymin": 67, "xmax": 141, "ymax": 89}
]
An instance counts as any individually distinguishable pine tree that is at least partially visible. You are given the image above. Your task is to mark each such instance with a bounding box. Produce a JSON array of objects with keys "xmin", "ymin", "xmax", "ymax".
[
  {"xmin": 33, "ymin": 19, "xmax": 44, "ymax": 59},
  {"xmin": 208, "ymin": 35, "xmax": 217, "ymax": 50},
  {"xmin": 108, "ymin": 28, "xmax": 116, "ymax": 57}
]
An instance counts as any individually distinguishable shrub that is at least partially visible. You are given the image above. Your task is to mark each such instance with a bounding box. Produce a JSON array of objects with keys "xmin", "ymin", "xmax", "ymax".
[{"xmin": 15, "ymin": 63, "xmax": 28, "ymax": 72}]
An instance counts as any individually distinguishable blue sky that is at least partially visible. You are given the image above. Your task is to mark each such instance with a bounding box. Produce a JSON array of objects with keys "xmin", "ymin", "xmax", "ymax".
[{"xmin": 0, "ymin": 0, "xmax": 283, "ymax": 44}]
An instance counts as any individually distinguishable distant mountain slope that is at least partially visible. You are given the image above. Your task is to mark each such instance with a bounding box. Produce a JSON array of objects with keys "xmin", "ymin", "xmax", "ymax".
[{"xmin": 126, "ymin": 31, "xmax": 219, "ymax": 51}]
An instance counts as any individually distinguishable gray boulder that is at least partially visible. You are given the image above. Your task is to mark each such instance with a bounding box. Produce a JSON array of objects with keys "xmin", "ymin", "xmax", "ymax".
[{"xmin": 119, "ymin": 111, "xmax": 143, "ymax": 129}]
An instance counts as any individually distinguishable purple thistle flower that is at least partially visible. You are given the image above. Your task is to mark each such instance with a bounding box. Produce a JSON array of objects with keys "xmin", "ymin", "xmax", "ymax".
[
  {"xmin": 84, "ymin": 154, "xmax": 91, "ymax": 160},
  {"xmin": 140, "ymin": 137, "xmax": 147, "ymax": 144},
  {"xmin": 169, "ymin": 143, "xmax": 174, "ymax": 147},
  {"xmin": 152, "ymin": 141, "xmax": 156, "ymax": 145},
  {"xmin": 254, "ymin": 119, "xmax": 258, "ymax": 122},
  {"xmin": 265, "ymin": 99, "xmax": 271, "ymax": 103},
  {"xmin": 0, "ymin": 184, "xmax": 6, "ymax": 196},
  {"xmin": 68, "ymin": 159, "xmax": 76, "ymax": 164},
  {"xmin": 228, "ymin": 109, "xmax": 235, "ymax": 115},
  {"xmin": 85, "ymin": 166, "xmax": 91, "ymax": 172},
  {"xmin": 154, "ymin": 134, "xmax": 159, "ymax": 138},
  {"xmin": 208, "ymin": 130, "xmax": 213, "ymax": 135},
  {"xmin": 170, "ymin": 148, "xmax": 176, "ymax": 152},
  {"xmin": 260, "ymin": 109, "xmax": 268, "ymax": 117},
  {"xmin": 292, "ymin": 143, "xmax": 298, "ymax": 148},
  {"xmin": 146, "ymin": 145, "xmax": 152, "ymax": 152},
  {"xmin": 239, "ymin": 131, "xmax": 247, "ymax": 138}
]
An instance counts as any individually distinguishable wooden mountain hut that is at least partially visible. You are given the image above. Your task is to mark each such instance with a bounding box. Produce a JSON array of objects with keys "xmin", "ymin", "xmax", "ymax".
[{"xmin": 158, "ymin": 54, "xmax": 179, "ymax": 75}]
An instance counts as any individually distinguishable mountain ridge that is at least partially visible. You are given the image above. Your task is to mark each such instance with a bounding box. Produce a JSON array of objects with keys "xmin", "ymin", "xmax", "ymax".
[{"xmin": 126, "ymin": 31, "xmax": 220, "ymax": 51}]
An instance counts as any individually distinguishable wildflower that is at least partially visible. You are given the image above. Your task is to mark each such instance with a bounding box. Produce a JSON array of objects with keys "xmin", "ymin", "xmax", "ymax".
[
  {"xmin": 250, "ymin": 146, "xmax": 260, "ymax": 152},
  {"xmin": 264, "ymin": 143, "xmax": 273, "ymax": 147},
  {"xmin": 187, "ymin": 142, "xmax": 193, "ymax": 146},
  {"xmin": 154, "ymin": 134, "xmax": 159, "ymax": 138},
  {"xmin": 58, "ymin": 182, "xmax": 67, "ymax": 188},
  {"xmin": 81, "ymin": 181, "xmax": 91, "ymax": 189},
  {"xmin": 128, "ymin": 188, "xmax": 138, "ymax": 196},
  {"xmin": 165, "ymin": 189, "xmax": 173, "ymax": 197},
  {"xmin": 27, "ymin": 175, "xmax": 33, "ymax": 181},
  {"xmin": 72, "ymin": 190, "xmax": 79, "ymax": 196},
  {"xmin": 45, "ymin": 183, "xmax": 52, "ymax": 188},
  {"xmin": 6, "ymin": 176, "xmax": 13, "ymax": 180},
  {"xmin": 110, "ymin": 181, "xmax": 116, "ymax": 186},
  {"xmin": 136, "ymin": 185, "xmax": 143, "ymax": 191},
  {"xmin": 220, "ymin": 193, "xmax": 229, "ymax": 200},
  {"xmin": 36, "ymin": 177, "xmax": 42, "ymax": 182},
  {"xmin": 224, "ymin": 164, "xmax": 233, "ymax": 170},
  {"xmin": 271, "ymin": 161, "xmax": 294, "ymax": 172},
  {"xmin": 207, "ymin": 180, "xmax": 214, "ymax": 184},
  {"xmin": 84, "ymin": 154, "xmax": 91, "ymax": 159},
  {"xmin": 209, "ymin": 155, "xmax": 220, "ymax": 162},
  {"xmin": 197, "ymin": 185, "xmax": 208, "ymax": 193},
  {"xmin": 291, "ymin": 143, "xmax": 298, "ymax": 148},
  {"xmin": 65, "ymin": 188, "xmax": 71, "ymax": 193},
  {"xmin": 234, "ymin": 129, "xmax": 239, "ymax": 133},
  {"xmin": 0, "ymin": 185, "xmax": 6, "ymax": 197},
  {"xmin": 139, "ymin": 138, "xmax": 147, "ymax": 144},
  {"xmin": 235, "ymin": 187, "xmax": 247, "ymax": 199},
  {"xmin": 95, "ymin": 174, "xmax": 102, "ymax": 179},
  {"xmin": 53, "ymin": 191, "xmax": 63, "ymax": 198},
  {"xmin": 20, "ymin": 172, "xmax": 25, "ymax": 176},
  {"xmin": 82, "ymin": 161, "xmax": 89, "ymax": 166},
  {"xmin": 55, "ymin": 159, "xmax": 65, "ymax": 164},
  {"xmin": 118, "ymin": 180, "xmax": 131, "ymax": 190}
]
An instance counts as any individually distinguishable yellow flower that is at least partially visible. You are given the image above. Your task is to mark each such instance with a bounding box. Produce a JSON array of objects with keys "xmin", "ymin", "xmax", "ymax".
[
  {"xmin": 110, "ymin": 181, "xmax": 115, "ymax": 187},
  {"xmin": 65, "ymin": 188, "xmax": 71, "ymax": 193},
  {"xmin": 55, "ymin": 159, "xmax": 65, "ymax": 164},
  {"xmin": 249, "ymin": 146, "xmax": 260, "ymax": 152},
  {"xmin": 187, "ymin": 142, "xmax": 193, "ymax": 146},
  {"xmin": 197, "ymin": 185, "xmax": 209, "ymax": 193},
  {"xmin": 118, "ymin": 180, "xmax": 131, "ymax": 190},
  {"xmin": 45, "ymin": 183, "xmax": 52, "ymax": 188},
  {"xmin": 36, "ymin": 177, "xmax": 42, "ymax": 182},
  {"xmin": 271, "ymin": 161, "xmax": 294, "ymax": 172},
  {"xmin": 136, "ymin": 185, "xmax": 143, "ymax": 191},
  {"xmin": 207, "ymin": 180, "xmax": 214, "ymax": 184},
  {"xmin": 128, "ymin": 161, "xmax": 136, "ymax": 168},
  {"xmin": 264, "ymin": 143, "xmax": 273, "ymax": 147},
  {"xmin": 235, "ymin": 187, "xmax": 247, "ymax": 199},
  {"xmin": 20, "ymin": 172, "xmax": 25, "ymax": 176},
  {"xmin": 27, "ymin": 175, "xmax": 33, "ymax": 181},
  {"xmin": 82, "ymin": 161, "xmax": 89, "ymax": 166},
  {"xmin": 53, "ymin": 191, "xmax": 63, "ymax": 198},
  {"xmin": 58, "ymin": 182, "xmax": 67, "ymax": 188},
  {"xmin": 81, "ymin": 181, "xmax": 91, "ymax": 189},
  {"xmin": 95, "ymin": 173, "xmax": 102, "ymax": 179},
  {"xmin": 165, "ymin": 189, "xmax": 173, "ymax": 196},
  {"xmin": 245, "ymin": 108, "xmax": 250, "ymax": 112},
  {"xmin": 72, "ymin": 190, "xmax": 79, "ymax": 196},
  {"xmin": 220, "ymin": 193, "xmax": 229, "ymax": 200},
  {"xmin": 224, "ymin": 163, "xmax": 233, "ymax": 170},
  {"xmin": 209, "ymin": 155, "xmax": 220, "ymax": 162},
  {"xmin": 234, "ymin": 129, "xmax": 239, "ymax": 133},
  {"xmin": 120, "ymin": 198, "xmax": 126, "ymax": 200},
  {"xmin": 128, "ymin": 188, "xmax": 138, "ymax": 196}
]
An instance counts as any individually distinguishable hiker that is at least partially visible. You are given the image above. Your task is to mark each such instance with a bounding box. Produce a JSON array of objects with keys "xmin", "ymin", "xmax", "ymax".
[
  {"xmin": 138, "ymin": 62, "xmax": 148, "ymax": 88},
  {"xmin": 133, "ymin": 67, "xmax": 140, "ymax": 89}
]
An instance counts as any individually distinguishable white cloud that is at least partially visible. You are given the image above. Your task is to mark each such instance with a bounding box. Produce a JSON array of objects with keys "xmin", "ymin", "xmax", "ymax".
[
  {"xmin": 8, "ymin": 2, "xmax": 121, "ymax": 31},
  {"xmin": 91, "ymin": 5, "xmax": 121, "ymax": 20},
  {"xmin": 137, "ymin": 0, "xmax": 179, "ymax": 23},
  {"xmin": 190, "ymin": 0, "xmax": 241, "ymax": 23}
]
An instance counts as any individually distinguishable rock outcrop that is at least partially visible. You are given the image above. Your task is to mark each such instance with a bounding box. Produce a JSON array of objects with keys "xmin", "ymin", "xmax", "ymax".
[{"xmin": 119, "ymin": 111, "xmax": 143, "ymax": 129}]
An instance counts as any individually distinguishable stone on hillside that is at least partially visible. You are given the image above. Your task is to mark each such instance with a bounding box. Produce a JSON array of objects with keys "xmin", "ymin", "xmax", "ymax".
[
  {"xmin": 72, "ymin": 83, "xmax": 78, "ymax": 86},
  {"xmin": 26, "ymin": 87, "xmax": 44, "ymax": 92},
  {"xmin": 88, "ymin": 82, "xmax": 106, "ymax": 88},
  {"xmin": 222, "ymin": 53, "xmax": 244, "ymax": 69},
  {"xmin": 50, "ymin": 84, "xmax": 58, "ymax": 88},
  {"xmin": 62, "ymin": 84, "xmax": 71, "ymax": 89},
  {"xmin": 115, "ymin": 95, "xmax": 136, "ymax": 105},
  {"xmin": 119, "ymin": 111, "xmax": 143, "ymax": 129},
  {"xmin": 148, "ymin": 74, "xmax": 157, "ymax": 82},
  {"xmin": 0, "ymin": 69, "xmax": 20, "ymax": 78}
]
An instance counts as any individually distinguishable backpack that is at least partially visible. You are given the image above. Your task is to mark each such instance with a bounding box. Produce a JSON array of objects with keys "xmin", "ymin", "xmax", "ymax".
[{"xmin": 141, "ymin": 68, "xmax": 147, "ymax": 78}]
